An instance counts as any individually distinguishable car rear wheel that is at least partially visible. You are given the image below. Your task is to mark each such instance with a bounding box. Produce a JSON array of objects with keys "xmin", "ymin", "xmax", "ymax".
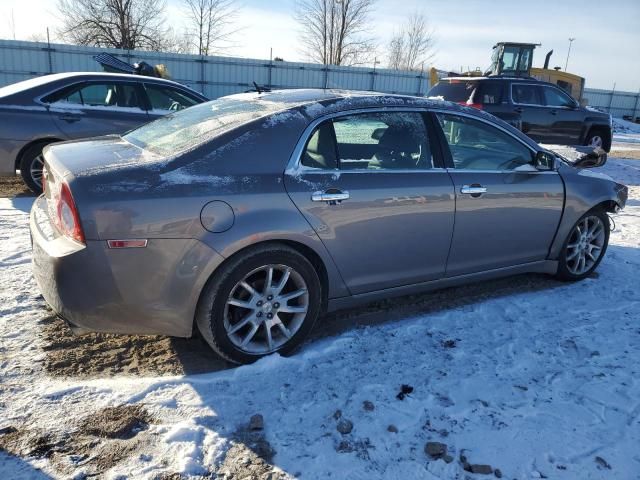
[
  {"xmin": 196, "ymin": 244, "xmax": 322, "ymax": 364},
  {"xmin": 556, "ymin": 209, "xmax": 610, "ymax": 281},
  {"xmin": 19, "ymin": 143, "xmax": 49, "ymax": 194}
]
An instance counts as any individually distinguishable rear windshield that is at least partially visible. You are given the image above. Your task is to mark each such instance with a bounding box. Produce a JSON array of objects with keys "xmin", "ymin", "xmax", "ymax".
[
  {"xmin": 428, "ymin": 80, "xmax": 503, "ymax": 105},
  {"xmin": 123, "ymin": 96, "xmax": 273, "ymax": 157}
]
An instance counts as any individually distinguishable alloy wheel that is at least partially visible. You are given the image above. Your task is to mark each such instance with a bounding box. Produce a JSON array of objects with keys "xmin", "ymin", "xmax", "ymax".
[
  {"xmin": 588, "ymin": 135, "xmax": 603, "ymax": 148},
  {"xmin": 224, "ymin": 264, "xmax": 309, "ymax": 354},
  {"xmin": 565, "ymin": 215, "xmax": 606, "ymax": 275},
  {"xmin": 30, "ymin": 154, "xmax": 45, "ymax": 188}
]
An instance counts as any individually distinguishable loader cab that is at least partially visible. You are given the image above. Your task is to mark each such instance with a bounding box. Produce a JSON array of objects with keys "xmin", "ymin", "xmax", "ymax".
[{"xmin": 488, "ymin": 42, "xmax": 539, "ymax": 76}]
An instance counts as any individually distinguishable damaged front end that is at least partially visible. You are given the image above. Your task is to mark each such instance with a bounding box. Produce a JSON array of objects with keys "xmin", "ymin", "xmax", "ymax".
[{"xmin": 541, "ymin": 144, "xmax": 608, "ymax": 169}]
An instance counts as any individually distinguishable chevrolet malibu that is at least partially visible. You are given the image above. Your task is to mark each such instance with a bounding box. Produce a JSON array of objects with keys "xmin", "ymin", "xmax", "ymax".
[
  {"xmin": 0, "ymin": 72, "xmax": 207, "ymax": 193},
  {"xmin": 30, "ymin": 90, "xmax": 628, "ymax": 364}
]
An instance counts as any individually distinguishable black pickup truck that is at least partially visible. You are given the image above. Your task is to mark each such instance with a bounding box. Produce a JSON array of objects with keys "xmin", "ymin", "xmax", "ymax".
[{"xmin": 428, "ymin": 77, "xmax": 613, "ymax": 152}]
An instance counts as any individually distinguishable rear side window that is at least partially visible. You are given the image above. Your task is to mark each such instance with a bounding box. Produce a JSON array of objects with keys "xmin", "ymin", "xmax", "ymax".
[
  {"xmin": 511, "ymin": 84, "xmax": 543, "ymax": 105},
  {"xmin": 43, "ymin": 82, "xmax": 142, "ymax": 109},
  {"xmin": 428, "ymin": 81, "xmax": 477, "ymax": 103},
  {"xmin": 301, "ymin": 112, "xmax": 433, "ymax": 171},
  {"xmin": 476, "ymin": 82, "xmax": 503, "ymax": 104},
  {"xmin": 144, "ymin": 84, "xmax": 200, "ymax": 112}
]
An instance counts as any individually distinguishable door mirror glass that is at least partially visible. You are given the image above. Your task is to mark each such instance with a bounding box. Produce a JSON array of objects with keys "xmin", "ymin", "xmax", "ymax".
[{"xmin": 535, "ymin": 151, "xmax": 555, "ymax": 171}]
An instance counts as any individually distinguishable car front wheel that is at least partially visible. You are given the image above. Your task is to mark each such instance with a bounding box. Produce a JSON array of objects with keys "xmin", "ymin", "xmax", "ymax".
[
  {"xmin": 196, "ymin": 244, "xmax": 322, "ymax": 364},
  {"xmin": 556, "ymin": 209, "xmax": 610, "ymax": 281}
]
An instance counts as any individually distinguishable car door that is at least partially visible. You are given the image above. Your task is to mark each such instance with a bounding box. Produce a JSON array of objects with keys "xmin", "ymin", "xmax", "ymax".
[
  {"xmin": 433, "ymin": 112, "xmax": 564, "ymax": 277},
  {"xmin": 510, "ymin": 83, "xmax": 548, "ymax": 141},
  {"xmin": 540, "ymin": 85, "xmax": 584, "ymax": 144},
  {"xmin": 46, "ymin": 81, "xmax": 149, "ymax": 139},
  {"xmin": 284, "ymin": 110, "xmax": 455, "ymax": 295},
  {"xmin": 142, "ymin": 83, "xmax": 203, "ymax": 121}
]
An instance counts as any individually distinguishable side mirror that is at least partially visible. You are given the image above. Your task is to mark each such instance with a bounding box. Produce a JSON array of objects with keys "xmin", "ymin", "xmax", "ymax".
[{"xmin": 535, "ymin": 151, "xmax": 555, "ymax": 171}]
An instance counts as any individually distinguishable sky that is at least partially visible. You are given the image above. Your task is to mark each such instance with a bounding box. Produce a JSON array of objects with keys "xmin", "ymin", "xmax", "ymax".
[{"xmin": 1, "ymin": 0, "xmax": 639, "ymax": 91}]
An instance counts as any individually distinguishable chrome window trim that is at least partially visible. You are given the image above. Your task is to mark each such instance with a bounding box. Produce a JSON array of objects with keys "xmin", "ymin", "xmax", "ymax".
[{"xmin": 286, "ymin": 106, "xmax": 542, "ymax": 176}]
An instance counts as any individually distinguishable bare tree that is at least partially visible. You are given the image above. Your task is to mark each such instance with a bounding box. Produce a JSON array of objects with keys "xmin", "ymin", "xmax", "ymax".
[
  {"xmin": 182, "ymin": 0, "xmax": 237, "ymax": 56},
  {"xmin": 56, "ymin": 0, "xmax": 170, "ymax": 50},
  {"xmin": 295, "ymin": 0, "xmax": 377, "ymax": 66},
  {"xmin": 387, "ymin": 13, "xmax": 435, "ymax": 71}
]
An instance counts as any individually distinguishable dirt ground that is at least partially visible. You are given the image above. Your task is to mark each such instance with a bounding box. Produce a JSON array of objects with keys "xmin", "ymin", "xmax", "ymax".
[
  {"xmin": 0, "ymin": 176, "xmax": 34, "ymax": 198},
  {"xmin": 34, "ymin": 272, "xmax": 563, "ymax": 380}
]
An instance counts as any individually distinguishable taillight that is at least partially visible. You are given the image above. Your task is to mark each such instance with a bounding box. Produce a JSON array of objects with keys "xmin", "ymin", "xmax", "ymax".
[
  {"xmin": 47, "ymin": 172, "xmax": 85, "ymax": 244},
  {"xmin": 457, "ymin": 101, "xmax": 483, "ymax": 110},
  {"xmin": 56, "ymin": 182, "xmax": 85, "ymax": 244}
]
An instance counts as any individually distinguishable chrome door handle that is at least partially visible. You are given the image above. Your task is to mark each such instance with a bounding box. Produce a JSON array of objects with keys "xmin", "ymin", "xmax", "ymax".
[
  {"xmin": 311, "ymin": 191, "xmax": 350, "ymax": 203},
  {"xmin": 460, "ymin": 185, "xmax": 487, "ymax": 195}
]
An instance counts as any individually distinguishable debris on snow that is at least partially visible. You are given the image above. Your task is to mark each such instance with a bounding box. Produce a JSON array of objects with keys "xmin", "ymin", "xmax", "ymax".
[
  {"xmin": 249, "ymin": 414, "xmax": 264, "ymax": 431},
  {"xmin": 336, "ymin": 419, "xmax": 353, "ymax": 435},
  {"xmin": 396, "ymin": 384, "xmax": 414, "ymax": 400}
]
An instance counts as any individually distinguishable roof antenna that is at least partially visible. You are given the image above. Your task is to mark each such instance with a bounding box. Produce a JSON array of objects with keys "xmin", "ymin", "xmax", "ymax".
[{"xmin": 253, "ymin": 81, "xmax": 262, "ymax": 94}]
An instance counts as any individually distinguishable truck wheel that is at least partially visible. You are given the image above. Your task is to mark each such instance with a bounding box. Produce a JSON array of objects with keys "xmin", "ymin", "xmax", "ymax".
[
  {"xmin": 19, "ymin": 143, "xmax": 49, "ymax": 194},
  {"xmin": 584, "ymin": 129, "xmax": 611, "ymax": 153}
]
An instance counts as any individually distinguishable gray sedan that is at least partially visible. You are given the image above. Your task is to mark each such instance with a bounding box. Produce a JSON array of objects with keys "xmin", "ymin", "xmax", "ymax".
[
  {"xmin": 0, "ymin": 72, "xmax": 207, "ymax": 192},
  {"xmin": 30, "ymin": 90, "xmax": 628, "ymax": 364}
]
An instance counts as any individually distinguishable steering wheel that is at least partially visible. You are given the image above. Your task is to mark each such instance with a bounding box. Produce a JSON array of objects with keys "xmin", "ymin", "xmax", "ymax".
[{"xmin": 168, "ymin": 101, "xmax": 183, "ymax": 112}]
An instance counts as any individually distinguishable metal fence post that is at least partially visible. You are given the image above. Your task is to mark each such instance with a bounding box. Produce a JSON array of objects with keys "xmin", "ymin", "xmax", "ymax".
[
  {"xmin": 608, "ymin": 82, "xmax": 616, "ymax": 114},
  {"xmin": 633, "ymin": 89, "xmax": 640, "ymax": 121},
  {"xmin": 46, "ymin": 28, "xmax": 53, "ymax": 74},
  {"xmin": 323, "ymin": 66, "xmax": 329, "ymax": 89}
]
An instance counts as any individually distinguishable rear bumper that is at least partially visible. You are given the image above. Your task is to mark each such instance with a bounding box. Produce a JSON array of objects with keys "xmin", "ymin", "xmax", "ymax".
[{"xmin": 30, "ymin": 196, "xmax": 225, "ymax": 337}]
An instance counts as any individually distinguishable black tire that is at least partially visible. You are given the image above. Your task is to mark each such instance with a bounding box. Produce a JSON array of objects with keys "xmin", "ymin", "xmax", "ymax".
[
  {"xmin": 19, "ymin": 142, "xmax": 49, "ymax": 194},
  {"xmin": 556, "ymin": 209, "xmax": 610, "ymax": 281},
  {"xmin": 584, "ymin": 128, "xmax": 611, "ymax": 153},
  {"xmin": 196, "ymin": 244, "xmax": 322, "ymax": 364}
]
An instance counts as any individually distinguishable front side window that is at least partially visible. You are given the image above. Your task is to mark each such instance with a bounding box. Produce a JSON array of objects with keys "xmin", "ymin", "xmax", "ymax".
[
  {"xmin": 542, "ymin": 86, "xmax": 576, "ymax": 108},
  {"xmin": 436, "ymin": 113, "xmax": 533, "ymax": 170},
  {"xmin": 511, "ymin": 84, "xmax": 543, "ymax": 105},
  {"xmin": 301, "ymin": 112, "xmax": 432, "ymax": 170},
  {"xmin": 144, "ymin": 85, "xmax": 200, "ymax": 112}
]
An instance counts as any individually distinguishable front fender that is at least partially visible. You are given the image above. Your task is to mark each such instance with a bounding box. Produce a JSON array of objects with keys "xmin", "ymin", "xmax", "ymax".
[{"xmin": 549, "ymin": 163, "xmax": 627, "ymax": 259}]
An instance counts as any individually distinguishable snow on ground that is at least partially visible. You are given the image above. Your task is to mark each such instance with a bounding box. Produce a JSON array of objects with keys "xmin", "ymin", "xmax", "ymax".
[
  {"xmin": 613, "ymin": 118, "xmax": 640, "ymax": 146},
  {"xmin": 1, "ymin": 154, "xmax": 640, "ymax": 479}
]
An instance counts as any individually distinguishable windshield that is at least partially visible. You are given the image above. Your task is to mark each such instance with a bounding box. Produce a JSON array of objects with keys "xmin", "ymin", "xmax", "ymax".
[{"xmin": 123, "ymin": 96, "xmax": 273, "ymax": 157}]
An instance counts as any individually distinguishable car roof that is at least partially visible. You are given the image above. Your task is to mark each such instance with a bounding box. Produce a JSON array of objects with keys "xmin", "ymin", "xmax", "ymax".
[
  {"xmin": 0, "ymin": 71, "xmax": 206, "ymax": 101},
  {"xmin": 227, "ymin": 88, "xmax": 474, "ymax": 116}
]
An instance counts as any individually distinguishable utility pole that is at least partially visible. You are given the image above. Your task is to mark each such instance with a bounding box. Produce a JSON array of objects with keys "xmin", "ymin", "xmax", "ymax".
[{"xmin": 564, "ymin": 38, "xmax": 575, "ymax": 71}]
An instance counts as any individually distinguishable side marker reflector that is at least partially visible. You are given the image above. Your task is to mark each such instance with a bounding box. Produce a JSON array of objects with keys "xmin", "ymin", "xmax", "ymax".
[{"xmin": 107, "ymin": 239, "xmax": 148, "ymax": 249}]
